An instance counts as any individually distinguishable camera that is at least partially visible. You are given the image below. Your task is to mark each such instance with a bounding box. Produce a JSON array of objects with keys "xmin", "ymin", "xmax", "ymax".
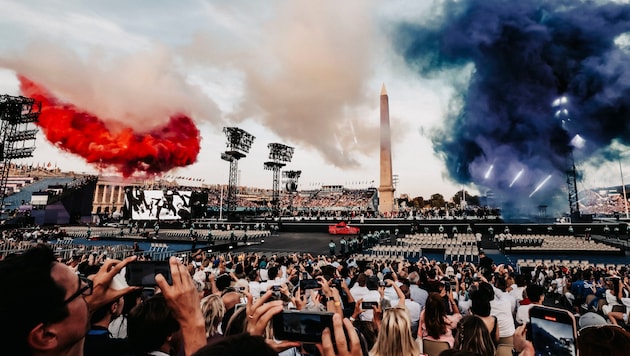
[
  {"xmin": 272, "ymin": 310, "xmax": 334, "ymax": 343},
  {"xmin": 378, "ymin": 280, "xmax": 387, "ymax": 287},
  {"xmin": 125, "ymin": 261, "xmax": 172, "ymax": 286}
]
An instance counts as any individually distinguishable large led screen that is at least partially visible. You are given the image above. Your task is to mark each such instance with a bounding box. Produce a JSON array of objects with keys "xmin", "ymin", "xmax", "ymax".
[{"xmin": 125, "ymin": 188, "xmax": 192, "ymax": 221}]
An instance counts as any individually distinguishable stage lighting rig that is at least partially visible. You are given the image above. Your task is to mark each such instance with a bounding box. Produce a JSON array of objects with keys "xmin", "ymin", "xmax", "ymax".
[
  {"xmin": 265, "ymin": 143, "xmax": 294, "ymax": 217},
  {"xmin": 0, "ymin": 95, "xmax": 40, "ymax": 212},
  {"xmin": 552, "ymin": 96, "xmax": 580, "ymax": 219},
  {"xmin": 221, "ymin": 127, "xmax": 255, "ymax": 221}
]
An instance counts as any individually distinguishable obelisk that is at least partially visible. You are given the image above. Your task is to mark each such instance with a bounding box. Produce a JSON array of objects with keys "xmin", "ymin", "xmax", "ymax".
[{"xmin": 378, "ymin": 84, "xmax": 395, "ymax": 215}]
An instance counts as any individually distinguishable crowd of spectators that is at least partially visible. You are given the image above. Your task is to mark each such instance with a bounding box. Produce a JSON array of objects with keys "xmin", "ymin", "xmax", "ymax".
[{"xmin": 3, "ymin": 238, "xmax": 630, "ymax": 356}]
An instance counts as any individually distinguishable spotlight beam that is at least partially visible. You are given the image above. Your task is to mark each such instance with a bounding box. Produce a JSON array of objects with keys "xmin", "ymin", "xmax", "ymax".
[
  {"xmin": 484, "ymin": 164, "xmax": 494, "ymax": 179},
  {"xmin": 509, "ymin": 169, "xmax": 524, "ymax": 188},
  {"xmin": 529, "ymin": 174, "xmax": 552, "ymax": 198}
]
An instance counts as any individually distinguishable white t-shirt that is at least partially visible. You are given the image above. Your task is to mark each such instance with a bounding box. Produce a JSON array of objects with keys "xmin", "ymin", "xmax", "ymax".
[
  {"xmin": 359, "ymin": 290, "xmax": 381, "ymax": 322},
  {"xmin": 405, "ymin": 299, "xmax": 421, "ymax": 326},
  {"xmin": 350, "ymin": 285, "xmax": 369, "ymax": 301},
  {"xmin": 383, "ymin": 282, "xmax": 404, "ymax": 305},
  {"xmin": 490, "ymin": 291, "xmax": 516, "ymax": 338},
  {"xmin": 515, "ymin": 304, "xmax": 535, "ymax": 325}
]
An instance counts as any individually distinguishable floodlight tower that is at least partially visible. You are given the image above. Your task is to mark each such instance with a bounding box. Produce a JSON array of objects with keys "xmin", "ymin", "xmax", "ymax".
[
  {"xmin": 283, "ymin": 170, "xmax": 302, "ymax": 214},
  {"xmin": 221, "ymin": 127, "xmax": 255, "ymax": 221},
  {"xmin": 552, "ymin": 96, "xmax": 580, "ymax": 219},
  {"xmin": 264, "ymin": 143, "xmax": 294, "ymax": 217},
  {"xmin": 0, "ymin": 95, "xmax": 40, "ymax": 211}
]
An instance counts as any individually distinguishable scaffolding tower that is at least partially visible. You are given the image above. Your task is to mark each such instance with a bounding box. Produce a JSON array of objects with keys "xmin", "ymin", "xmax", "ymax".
[
  {"xmin": 567, "ymin": 155, "xmax": 580, "ymax": 218},
  {"xmin": 264, "ymin": 143, "xmax": 294, "ymax": 217},
  {"xmin": 553, "ymin": 96, "xmax": 580, "ymax": 219},
  {"xmin": 221, "ymin": 127, "xmax": 255, "ymax": 221},
  {"xmin": 0, "ymin": 95, "xmax": 40, "ymax": 212}
]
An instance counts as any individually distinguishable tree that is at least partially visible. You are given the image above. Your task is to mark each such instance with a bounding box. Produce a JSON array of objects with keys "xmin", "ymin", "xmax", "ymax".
[
  {"xmin": 429, "ymin": 193, "xmax": 445, "ymax": 208},
  {"xmin": 411, "ymin": 196, "xmax": 424, "ymax": 209},
  {"xmin": 452, "ymin": 190, "xmax": 481, "ymax": 206}
]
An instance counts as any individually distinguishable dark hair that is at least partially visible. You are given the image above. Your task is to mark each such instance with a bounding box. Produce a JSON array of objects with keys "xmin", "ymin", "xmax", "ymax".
[
  {"xmin": 477, "ymin": 282, "xmax": 495, "ymax": 301},
  {"xmin": 193, "ymin": 334, "xmax": 277, "ymax": 356},
  {"xmin": 127, "ymin": 294, "xmax": 180, "ymax": 353},
  {"xmin": 578, "ymin": 325, "xmax": 630, "ymax": 356},
  {"xmin": 223, "ymin": 306, "xmax": 248, "ymax": 336},
  {"xmin": 366, "ymin": 276, "xmax": 380, "ymax": 290},
  {"xmin": 470, "ymin": 296, "xmax": 491, "ymax": 317},
  {"xmin": 525, "ymin": 284, "xmax": 545, "ymax": 303},
  {"xmin": 454, "ymin": 316, "xmax": 496, "ymax": 356},
  {"xmin": 0, "ymin": 245, "xmax": 68, "ymax": 355},
  {"xmin": 424, "ymin": 293, "xmax": 448, "ymax": 339},
  {"xmin": 267, "ymin": 266, "xmax": 279, "ymax": 281},
  {"xmin": 216, "ymin": 273, "xmax": 232, "ymax": 291}
]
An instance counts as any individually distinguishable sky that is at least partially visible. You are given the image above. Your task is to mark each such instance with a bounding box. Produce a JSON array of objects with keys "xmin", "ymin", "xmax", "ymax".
[
  {"xmin": 2, "ymin": 0, "xmax": 630, "ymax": 216},
  {"xmin": 0, "ymin": 0, "xmax": 459, "ymax": 200}
]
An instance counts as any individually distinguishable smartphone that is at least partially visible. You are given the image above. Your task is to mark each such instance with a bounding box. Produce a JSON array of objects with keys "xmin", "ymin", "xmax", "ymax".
[
  {"xmin": 378, "ymin": 281, "xmax": 386, "ymax": 287},
  {"xmin": 361, "ymin": 301, "xmax": 379, "ymax": 309},
  {"xmin": 299, "ymin": 279, "xmax": 321, "ymax": 291},
  {"xmin": 272, "ymin": 310, "xmax": 334, "ymax": 343},
  {"xmin": 331, "ymin": 279, "xmax": 344, "ymax": 287},
  {"xmin": 125, "ymin": 261, "xmax": 172, "ymax": 286},
  {"xmin": 528, "ymin": 305, "xmax": 577, "ymax": 356}
]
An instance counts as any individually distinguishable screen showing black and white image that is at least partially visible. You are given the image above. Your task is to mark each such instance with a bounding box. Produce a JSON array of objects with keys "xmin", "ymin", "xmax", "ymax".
[
  {"xmin": 281, "ymin": 313, "xmax": 326, "ymax": 339},
  {"xmin": 530, "ymin": 316, "xmax": 576, "ymax": 356},
  {"xmin": 125, "ymin": 188, "xmax": 192, "ymax": 221}
]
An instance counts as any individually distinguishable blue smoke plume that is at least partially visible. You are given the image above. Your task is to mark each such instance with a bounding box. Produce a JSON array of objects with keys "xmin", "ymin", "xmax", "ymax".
[{"xmin": 395, "ymin": 0, "xmax": 630, "ymax": 219}]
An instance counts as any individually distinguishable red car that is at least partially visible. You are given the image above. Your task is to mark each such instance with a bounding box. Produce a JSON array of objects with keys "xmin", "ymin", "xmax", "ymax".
[{"xmin": 328, "ymin": 221, "xmax": 360, "ymax": 235}]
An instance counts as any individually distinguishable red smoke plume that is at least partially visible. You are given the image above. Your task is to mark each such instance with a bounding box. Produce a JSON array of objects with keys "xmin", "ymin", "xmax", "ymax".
[{"xmin": 19, "ymin": 76, "xmax": 201, "ymax": 177}]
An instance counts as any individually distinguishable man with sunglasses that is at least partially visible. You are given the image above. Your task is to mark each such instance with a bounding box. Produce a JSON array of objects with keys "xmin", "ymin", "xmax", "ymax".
[{"xmin": 0, "ymin": 245, "xmax": 207, "ymax": 356}]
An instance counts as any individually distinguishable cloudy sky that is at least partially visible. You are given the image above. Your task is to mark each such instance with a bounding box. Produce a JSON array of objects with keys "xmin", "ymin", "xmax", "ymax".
[{"xmin": 2, "ymin": 0, "xmax": 629, "ymax": 208}]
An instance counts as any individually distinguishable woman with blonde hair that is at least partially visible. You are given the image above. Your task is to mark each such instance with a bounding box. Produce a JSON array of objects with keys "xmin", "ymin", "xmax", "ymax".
[
  {"xmin": 201, "ymin": 294, "xmax": 226, "ymax": 344},
  {"xmin": 369, "ymin": 306, "xmax": 420, "ymax": 356},
  {"xmin": 452, "ymin": 315, "xmax": 496, "ymax": 356}
]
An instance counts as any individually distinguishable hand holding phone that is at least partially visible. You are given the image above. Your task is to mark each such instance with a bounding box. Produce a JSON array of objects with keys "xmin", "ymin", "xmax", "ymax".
[
  {"xmin": 272, "ymin": 310, "xmax": 334, "ymax": 343},
  {"xmin": 361, "ymin": 301, "xmax": 378, "ymax": 310},
  {"xmin": 125, "ymin": 261, "xmax": 172, "ymax": 286},
  {"xmin": 300, "ymin": 279, "xmax": 321, "ymax": 291},
  {"xmin": 528, "ymin": 305, "xmax": 577, "ymax": 356}
]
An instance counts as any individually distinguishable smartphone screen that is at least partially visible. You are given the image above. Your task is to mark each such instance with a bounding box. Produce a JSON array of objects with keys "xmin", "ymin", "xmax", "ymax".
[
  {"xmin": 529, "ymin": 305, "xmax": 577, "ymax": 356},
  {"xmin": 361, "ymin": 301, "xmax": 378, "ymax": 309},
  {"xmin": 125, "ymin": 261, "xmax": 172, "ymax": 286},
  {"xmin": 299, "ymin": 279, "xmax": 321, "ymax": 291},
  {"xmin": 272, "ymin": 310, "xmax": 334, "ymax": 343}
]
